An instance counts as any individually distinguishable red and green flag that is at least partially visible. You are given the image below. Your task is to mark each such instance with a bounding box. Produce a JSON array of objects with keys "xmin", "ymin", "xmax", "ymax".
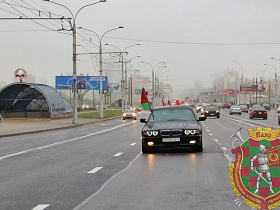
[{"xmin": 141, "ymin": 88, "xmax": 151, "ymax": 110}]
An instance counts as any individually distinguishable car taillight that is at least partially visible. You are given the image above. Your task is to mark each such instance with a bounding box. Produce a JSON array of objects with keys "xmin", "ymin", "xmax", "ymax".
[
  {"xmin": 265, "ymin": 111, "xmax": 267, "ymax": 114},
  {"xmin": 253, "ymin": 111, "xmax": 256, "ymax": 114},
  {"xmin": 239, "ymin": 109, "xmax": 241, "ymax": 111},
  {"xmin": 231, "ymin": 109, "xmax": 233, "ymax": 110}
]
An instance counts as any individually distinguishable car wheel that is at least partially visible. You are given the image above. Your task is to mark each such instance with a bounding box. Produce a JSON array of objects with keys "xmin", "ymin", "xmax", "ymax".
[
  {"xmin": 278, "ymin": 119, "xmax": 280, "ymax": 125},
  {"xmin": 133, "ymin": 118, "xmax": 136, "ymax": 120},
  {"xmin": 142, "ymin": 142, "xmax": 154, "ymax": 154},
  {"xmin": 195, "ymin": 141, "xmax": 203, "ymax": 153},
  {"xmin": 217, "ymin": 115, "xmax": 220, "ymax": 118},
  {"xmin": 263, "ymin": 117, "xmax": 267, "ymax": 120},
  {"xmin": 230, "ymin": 113, "xmax": 232, "ymax": 115},
  {"xmin": 123, "ymin": 118, "xmax": 125, "ymax": 120},
  {"xmin": 239, "ymin": 113, "xmax": 241, "ymax": 115}
]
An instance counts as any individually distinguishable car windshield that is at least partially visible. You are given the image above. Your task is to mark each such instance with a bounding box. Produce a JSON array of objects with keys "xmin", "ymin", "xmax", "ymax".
[
  {"xmin": 206, "ymin": 105, "xmax": 218, "ymax": 110},
  {"xmin": 125, "ymin": 110, "xmax": 134, "ymax": 113},
  {"xmin": 231, "ymin": 106, "xmax": 240, "ymax": 108},
  {"xmin": 254, "ymin": 107, "xmax": 265, "ymax": 110},
  {"xmin": 148, "ymin": 109, "xmax": 196, "ymax": 122},
  {"xmin": 240, "ymin": 105, "xmax": 247, "ymax": 108}
]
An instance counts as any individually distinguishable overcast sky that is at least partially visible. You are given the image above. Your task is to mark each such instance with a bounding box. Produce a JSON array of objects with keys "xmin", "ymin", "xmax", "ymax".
[{"xmin": 1, "ymin": 0, "xmax": 280, "ymax": 98}]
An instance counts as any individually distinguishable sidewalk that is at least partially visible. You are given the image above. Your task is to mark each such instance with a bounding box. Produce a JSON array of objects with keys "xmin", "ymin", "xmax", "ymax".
[{"xmin": 0, "ymin": 116, "xmax": 120, "ymax": 138}]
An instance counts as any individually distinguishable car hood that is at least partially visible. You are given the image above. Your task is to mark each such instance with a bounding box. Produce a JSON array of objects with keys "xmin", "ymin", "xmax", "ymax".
[{"xmin": 143, "ymin": 121, "xmax": 200, "ymax": 131}]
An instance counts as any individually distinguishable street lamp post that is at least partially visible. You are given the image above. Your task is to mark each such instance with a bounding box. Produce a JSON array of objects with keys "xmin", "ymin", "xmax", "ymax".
[
  {"xmin": 104, "ymin": 43, "xmax": 141, "ymax": 112},
  {"xmin": 255, "ymin": 70, "xmax": 266, "ymax": 103},
  {"xmin": 77, "ymin": 26, "xmax": 124, "ymax": 118},
  {"xmin": 264, "ymin": 63, "xmax": 277, "ymax": 108},
  {"xmin": 233, "ymin": 61, "xmax": 243, "ymax": 84},
  {"xmin": 141, "ymin": 61, "xmax": 166, "ymax": 108},
  {"xmin": 43, "ymin": 0, "xmax": 106, "ymax": 123}
]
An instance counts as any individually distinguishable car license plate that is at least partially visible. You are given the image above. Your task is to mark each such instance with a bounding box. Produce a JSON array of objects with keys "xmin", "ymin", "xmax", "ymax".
[
  {"xmin": 162, "ymin": 138, "xmax": 180, "ymax": 142},
  {"xmin": 259, "ymin": 112, "xmax": 262, "ymax": 114}
]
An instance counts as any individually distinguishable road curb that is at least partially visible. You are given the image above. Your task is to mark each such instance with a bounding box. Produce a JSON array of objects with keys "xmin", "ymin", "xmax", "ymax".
[{"xmin": 0, "ymin": 115, "xmax": 122, "ymax": 138}]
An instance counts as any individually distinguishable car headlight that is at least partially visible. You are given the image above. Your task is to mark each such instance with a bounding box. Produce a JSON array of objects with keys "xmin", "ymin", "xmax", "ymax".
[
  {"xmin": 144, "ymin": 130, "xmax": 158, "ymax": 136},
  {"xmin": 184, "ymin": 130, "xmax": 199, "ymax": 135},
  {"xmin": 132, "ymin": 113, "xmax": 136, "ymax": 116},
  {"xmin": 206, "ymin": 111, "xmax": 209, "ymax": 113},
  {"xmin": 122, "ymin": 113, "xmax": 126, "ymax": 117},
  {"xmin": 216, "ymin": 110, "xmax": 219, "ymax": 113}
]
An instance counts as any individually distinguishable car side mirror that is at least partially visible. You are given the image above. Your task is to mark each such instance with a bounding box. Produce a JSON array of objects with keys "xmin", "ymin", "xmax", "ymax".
[
  {"xmin": 140, "ymin": 118, "xmax": 147, "ymax": 123},
  {"xmin": 198, "ymin": 116, "xmax": 206, "ymax": 121}
]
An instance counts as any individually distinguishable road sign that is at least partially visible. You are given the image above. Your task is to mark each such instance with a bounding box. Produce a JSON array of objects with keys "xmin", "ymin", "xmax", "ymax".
[{"xmin": 151, "ymin": 97, "xmax": 154, "ymax": 100}]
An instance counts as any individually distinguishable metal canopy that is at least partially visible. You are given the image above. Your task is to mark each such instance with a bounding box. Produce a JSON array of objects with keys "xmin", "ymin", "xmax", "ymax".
[{"xmin": 0, "ymin": 83, "xmax": 73, "ymax": 115}]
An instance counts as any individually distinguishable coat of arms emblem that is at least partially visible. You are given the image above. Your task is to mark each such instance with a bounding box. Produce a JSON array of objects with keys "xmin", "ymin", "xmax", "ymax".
[{"xmin": 229, "ymin": 127, "xmax": 280, "ymax": 209}]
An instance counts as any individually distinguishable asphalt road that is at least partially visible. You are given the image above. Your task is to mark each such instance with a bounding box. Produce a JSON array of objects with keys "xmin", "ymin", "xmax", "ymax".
[{"xmin": 1, "ymin": 109, "xmax": 280, "ymax": 210}]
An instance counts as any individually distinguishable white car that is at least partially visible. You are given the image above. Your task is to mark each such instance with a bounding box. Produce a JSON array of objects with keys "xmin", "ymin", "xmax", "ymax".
[
  {"xmin": 122, "ymin": 109, "xmax": 137, "ymax": 120},
  {"xmin": 229, "ymin": 105, "xmax": 242, "ymax": 115},
  {"xmin": 196, "ymin": 103, "xmax": 203, "ymax": 113}
]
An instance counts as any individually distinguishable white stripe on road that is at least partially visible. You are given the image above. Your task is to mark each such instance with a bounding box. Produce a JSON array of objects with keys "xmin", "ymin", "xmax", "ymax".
[
  {"xmin": 114, "ymin": 152, "xmax": 123, "ymax": 157},
  {"xmin": 209, "ymin": 134, "xmax": 213, "ymax": 136},
  {"xmin": 87, "ymin": 167, "xmax": 103, "ymax": 174},
  {"xmin": 31, "ymin": 204, "xmax": 50, "ymax": 210},
  {"xmin": 214, "ymin": 139, "xmax": 219, "ymax": 142},
  {"xmin": 130, "ymin": 143, "xmax": 136, "ymax": 145},
  {"xmin": 0, "ymin": 123, "xmax": 133, "ymax": 160},
  {"xmin": 222, "ymin": 147, "xmax": 227, "ymax": 151}
]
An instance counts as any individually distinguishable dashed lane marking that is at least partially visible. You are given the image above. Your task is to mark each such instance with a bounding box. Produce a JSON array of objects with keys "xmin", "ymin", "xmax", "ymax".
[
  {"xmin": 31, "ymin": 204, "xmax": 50, "ymax": 210},
  {"xmin": 130, "ymin": 143, "xmax": 136, "ymax": 146},
  {"xmin": 0, "ymin": 123, "xmax": 133, "ymax": 160},
  {"xmin": 209, "ymin": 134, "xmax": 213, "ymax": 136},
  {"xmin": 222, "ymin": 147, "xmax": 227, "ymax": 151},
  {"xmin": 87, "ymin": 167, "xmax": 103, "ymax": 174},
  {"xmin": 114, "ymin": 152, "xmax": 123, "ymax": 157}
]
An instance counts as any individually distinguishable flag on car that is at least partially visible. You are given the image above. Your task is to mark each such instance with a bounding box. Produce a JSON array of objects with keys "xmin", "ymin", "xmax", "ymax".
[
  {"xmin": 176, "ymin": 99, "xmax": 180, "ymax": 105},
  {"xmin": 162, "ymin": 98, "xmax": 165, "ymax": 106},
  {"xmin": 168, "ymin": 100, "xmax": 172, "ymax": 106},
  {"xmin": 141, "ymin": 88, "xmax": 151, "ymax": 110}
]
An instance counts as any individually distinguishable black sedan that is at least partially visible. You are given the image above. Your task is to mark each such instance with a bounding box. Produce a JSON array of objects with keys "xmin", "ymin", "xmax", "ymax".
[
  {"xmin": 140, "ymin": 106, "xmax": 206, "ymax": 153},
  {"xmin": 204, "ymin": 105, "xmax": 220, "ymax": 118}
]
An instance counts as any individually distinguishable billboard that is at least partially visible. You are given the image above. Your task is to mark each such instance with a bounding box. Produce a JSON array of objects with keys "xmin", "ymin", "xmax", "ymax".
[
  {"xmin": 56, "ymin": 76, "xmax": 108, "ymax": 90},
  {"xmin": 108, "ymin": 84, "xmax": 121, "ymax": 93}
]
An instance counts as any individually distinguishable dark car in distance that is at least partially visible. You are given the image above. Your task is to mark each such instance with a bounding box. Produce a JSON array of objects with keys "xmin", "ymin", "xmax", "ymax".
[
  {"xmin": 249, "ymin": 106, "xmax": 267, "ymax": 120},
  {"xmin": 204, "ymin": 105, "xmax": 220, "ymax": 118},
  {"xmin": 263, "ymin": 103, "xmax": 270, "ymax": 111},
  {"xmin": 140, "ymin": 106, "xmax": 206, "ymax": 153},
  {"xmin": 222, "ymin": 103, "xmax": 231, "ymax": 109}
]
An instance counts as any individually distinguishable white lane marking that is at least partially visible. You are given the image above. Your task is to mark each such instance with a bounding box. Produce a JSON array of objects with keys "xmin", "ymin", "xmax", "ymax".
[
  {"xmin": 130, "ymin": 143, "xmax": 136, "ymax": 145},
  {"xmin": 73, "ymin": 153, "xmax": 142, "ymax": 210},
  {"xmin": 222, "ymin": 147, "xmax": 227, "ymax": 151},
  {"xmin": 0, "ymin": 122, "xmax": 133, "ymax": 160},
  {"xmin": 100, "ymin": 124, "xmax": 108, "ymax": 125},
  {"xmin": 114, "ymin": 152, "xmax": 123, "ymax": 157},
  {"xmin": 202, "ymin": 125, "xmax": 206, "ymax": 127},
  {"xmin": 31, "ymin": 204, "xmax": 50, "ymax": 210},
  {"xmin": 88, "ymin": 167, "xmax": 103, "ymax": 174},
  {"xmin": 214, "ymin": 139, "xmax": 219, "ymax": 142},
  {"xmin": 209, "ymin": 134, "xmax": 213, "ymax": 136}
]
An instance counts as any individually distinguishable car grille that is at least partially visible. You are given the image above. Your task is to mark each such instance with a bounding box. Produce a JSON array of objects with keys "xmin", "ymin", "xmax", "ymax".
[
  {"xmin": 209, "ymin": 111, "xmax": 216, "ymax": 114},
  {"xmin": 160, "ymin": 129, "xmax": 182, "ymax": 136}
]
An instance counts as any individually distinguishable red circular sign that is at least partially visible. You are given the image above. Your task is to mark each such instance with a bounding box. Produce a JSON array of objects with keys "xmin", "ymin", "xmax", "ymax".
[{"xmin": 151, "ymin": 97, "xmax": 154, "ymax": 100}]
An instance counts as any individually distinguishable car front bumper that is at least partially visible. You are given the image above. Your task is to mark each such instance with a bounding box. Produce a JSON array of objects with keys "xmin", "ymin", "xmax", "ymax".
[{"xmin": 142, "ymin": 135, "xmax": 202, "ymax": 148}]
